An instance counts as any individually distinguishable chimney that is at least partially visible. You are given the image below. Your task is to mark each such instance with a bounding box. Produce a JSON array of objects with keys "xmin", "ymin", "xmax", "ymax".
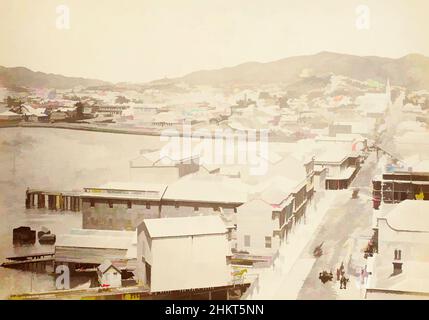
[{"xmin": 392, "ymin": 261, "xmax": 402, "ymax": 275}]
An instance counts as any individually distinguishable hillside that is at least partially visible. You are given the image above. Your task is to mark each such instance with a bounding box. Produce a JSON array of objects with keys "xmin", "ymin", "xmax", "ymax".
[
  {"xmin": 0, "ymin": 66, "xmax": 110, "ymax": 90},
  {"xmin": 174, "ymin": 52, "xmax": 429, "ymax": 90}
]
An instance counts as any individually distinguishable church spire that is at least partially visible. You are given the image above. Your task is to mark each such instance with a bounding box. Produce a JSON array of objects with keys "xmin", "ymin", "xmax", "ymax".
[{"xmin": 386, "ymin": 78, "xmax": 392, "ymax": 105}]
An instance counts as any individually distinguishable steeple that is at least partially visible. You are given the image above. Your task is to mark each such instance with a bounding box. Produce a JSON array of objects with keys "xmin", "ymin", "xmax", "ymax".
[{"xmin": 386, "ymin": 78, "xmax": 392, "ymax": 105}]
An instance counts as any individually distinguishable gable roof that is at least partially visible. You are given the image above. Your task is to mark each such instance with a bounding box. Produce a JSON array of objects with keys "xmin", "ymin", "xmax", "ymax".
[{"xmin": 97, "ymin": 259, "xmax": 121, "ymax": 274}]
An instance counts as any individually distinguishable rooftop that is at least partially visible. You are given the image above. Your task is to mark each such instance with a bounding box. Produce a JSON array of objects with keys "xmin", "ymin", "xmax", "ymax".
[
  {"xmin": 383, "ymin": 200, "xmax": 429, "ymax": 232},
  {"xmin": 82, "ymin": 182, "xmax": 167, "ymax": 200},
  {"xmin": 143, "ymin": 216, "xmax": 227, "ymax": 238},
  {"xmin": 56, "ymin": 229, "xmax": 136, "ymax": 250},
  {"xmin": 163, "ymin": 176, "xmax": 248, "ymax": 203}
]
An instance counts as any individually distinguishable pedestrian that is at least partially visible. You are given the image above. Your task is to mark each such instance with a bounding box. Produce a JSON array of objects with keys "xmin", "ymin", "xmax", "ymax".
[
  {"xmin": 340, "ymin": 275, "xmax": 349, "ymax": 289},
  {"xmin": 336, "ymin": 268, "xmax": 341, "ymax": 281}
]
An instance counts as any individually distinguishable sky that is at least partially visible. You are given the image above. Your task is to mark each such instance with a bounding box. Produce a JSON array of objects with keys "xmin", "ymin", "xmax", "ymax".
[{"xmin": 0, "ymin": 0, "xmax": 428, "ymax": 83}]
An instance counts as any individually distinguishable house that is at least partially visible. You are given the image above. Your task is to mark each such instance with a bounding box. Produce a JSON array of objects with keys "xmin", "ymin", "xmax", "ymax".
[
  {"xmin": 136, "ymin": 216, "xmax": 231, "ymax": 293},
  {"xmin": 49, "ymin": 110, "xmax": 69, "ymax": 122},
  {"xmin": 236, "ymin": 178, "xmax": 297, "ymax": 258},
  {"xmin": 20, "ymin": 105, "xmax": 48, "ymax": 122},
  {"xmin": 97, "ymin": 260, "xmax": 122, "ymax": 288},
  {"xmin": 366, "ymin": 200, "xmax": 429, "ymax": 299},
  {"xmin": 314, "ymin": 148, "xmax": 360, "ymax": 190},
  {"xmin": 81, "ymin": 182, "xmax": 167, "ymax": 230}
]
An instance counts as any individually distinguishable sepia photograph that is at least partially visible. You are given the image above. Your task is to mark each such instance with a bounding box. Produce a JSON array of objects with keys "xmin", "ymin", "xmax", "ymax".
[{"xmin": 1, "ymin": 0, "xmax": 429, "ymax": 307}]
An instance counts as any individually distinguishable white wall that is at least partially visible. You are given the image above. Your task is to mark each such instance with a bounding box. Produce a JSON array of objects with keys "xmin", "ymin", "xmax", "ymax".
[
  {"xmin": 143, "ymin": 234, "xmax": 230, "ymax": 292},
  {"xmin": 100, "ymin": 267, "xmax": 122, "ymax": 288},
  {"xmin": 236, "ymin": 199, "xmax": 280, "ymax": 256}
]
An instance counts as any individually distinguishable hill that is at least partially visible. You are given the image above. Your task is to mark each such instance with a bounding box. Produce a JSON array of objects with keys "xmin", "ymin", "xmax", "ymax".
[
  {"xmin": 0, "ymin": 66, "xmax": 110, "ymax": 90},
  {"xmin": 174, "ymin": 52, "xmax": 429, "ymax": 90}
]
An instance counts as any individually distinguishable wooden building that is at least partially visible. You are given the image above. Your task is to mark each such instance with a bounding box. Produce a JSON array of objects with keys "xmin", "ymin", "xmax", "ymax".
[
  {"xmin": 55, "ymin": 228, "xmax": 136, "ymax": 271},
  {"xmin": 81, "ymin": 183, "xmax": 167, "ymax": 230},
  {"xmin": 372, "ymin": 171, "xmax": 429, "ymax": 206},
  {"xmin": 136, "ymin": 216, "xmax": 231, "ymax": 293}
]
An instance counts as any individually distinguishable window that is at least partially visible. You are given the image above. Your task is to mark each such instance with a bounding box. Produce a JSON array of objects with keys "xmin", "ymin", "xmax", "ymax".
[
  {"xmin": 244, "ymin": 235, "xmax": 251, "ymax": 247},
  {"xmin": 194, "ymin": 207, "xmax": 199, "ymax": 211},
  {"xmin": 90, "ymin": 199, "xmax": 95, "ymax": 208},
  {"xmin": 127, "ymin": 201, "xmax": 132, "ymax": 209},
  {"xmin": 108, "ymin": 200, "xmax": 113, "ymax": 208},
  {"xmin": 265, "ymin": 236, "xmax": 272, "ymax": 248},
  {"xmin": 175, "ymin": 203, "xmax": 179, "ymax": 209},
  {"xmin": 214, "ymin": 207, "xmax": 220, "ymax": 212},
  {"xmin": 234, "ymin": 208, "xmax": 237, "ymax": 213},
  {"xmin": 146, "ymin": 203, "xmax": 151, "ymax": 209}
]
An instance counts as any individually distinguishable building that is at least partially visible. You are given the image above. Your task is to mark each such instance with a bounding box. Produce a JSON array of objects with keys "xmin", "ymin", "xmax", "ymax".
[
  {"xmin": 366, "ymin": 200, "xmax": 429, "ymax": 299},
  {"xmin": 136, "ymin": 216, "xmax": 231, "ymax": 293},
  {"xmin": 160, "ymin": 176, "xmax": 248, "ymax": 218},
  {"xmin": 236, "ymin": 178, "xmax": 297, "ymax": 259},
  {"xmin": 92, "ymin": 104, "xmax": 129, "ymax": 116},
  {"xmin": 315, "ymin": 148, "xmax": 360, "ymax": 190},
  {"xmin": 55, "ymin": 229, "xmax": 136, "ymax": 271},
  {"xmin": 97, "ymin": 260, "xmax": 122, "ymax": 288},
  {"xmin": 0, "ymin": 110, "xmax": 22, "ymax": 123},
  {"xmin": 81, "ymin": 182, "xmax": 167, "ymax": 230},
  {"xmin": 372, "ymin": 163, "xmax": 429, "ymax": 206},
  {"xmin": 129, "ymin": 150, "xmax": 200, "ymax": 183},
  {"xmin": 356, "ymin": 80, "xmax": 392, "ymax": 119}
]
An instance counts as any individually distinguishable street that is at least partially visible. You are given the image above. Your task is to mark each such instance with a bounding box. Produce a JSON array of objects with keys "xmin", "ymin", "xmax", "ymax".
[
  {"xmin": 295, "ymin": 153, "xmax": 378, "ymax": 299},
  {"xmin": 247, "ymin": 151, "xmax": 379, "ymax": 300}
]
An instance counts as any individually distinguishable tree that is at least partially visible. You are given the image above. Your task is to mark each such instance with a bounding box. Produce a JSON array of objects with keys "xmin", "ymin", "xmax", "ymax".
[
  {"xmin": 115, "ymin": 96, "xmax": 130, "ymax": 104},
  {"xmin": 75, "ymin": 102, "xmax": 84, "ymax": 119}
]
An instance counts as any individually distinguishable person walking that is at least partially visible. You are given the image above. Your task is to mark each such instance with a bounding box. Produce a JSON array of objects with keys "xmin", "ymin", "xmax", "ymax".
[{"xmin": 340, "ymin": 275, "xmax": 349, "ymax": 289}]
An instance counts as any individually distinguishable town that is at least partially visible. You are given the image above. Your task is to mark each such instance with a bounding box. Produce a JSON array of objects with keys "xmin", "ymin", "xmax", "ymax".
[
  {"xmin": 2, "ymin": 66, "xmax": 429, "ymax": 300},
  {"xmin": 1, "ymin": 0, "xmax": 429, "ymax": 303}
]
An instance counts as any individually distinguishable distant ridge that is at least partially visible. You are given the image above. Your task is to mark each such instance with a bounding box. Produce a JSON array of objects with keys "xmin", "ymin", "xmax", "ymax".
[
  {"xmin": 2, "ymin": 52, "xmax": 429, "ymax": 91},
  {"xmin": 0, "ymin": 66, "xmax": 110, "ymax": 90},
  {"xmin": 168, "ymin": 52, "xmax": 429, "ymax": 90}
]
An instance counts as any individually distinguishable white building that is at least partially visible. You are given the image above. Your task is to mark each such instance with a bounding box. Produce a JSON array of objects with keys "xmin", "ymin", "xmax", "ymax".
[
  {"xmin": 314, "ymin": 147, "xmax": 360, "ymax": 190},
  {"xmin": 136, "ymin": 216, "xmax": 231, "ymax": 292},
  {"xmin": 367, "ymin": 200, "xmax": 429, "ymax": 299},
  {"xmin": 97, "ymin": 260, "xmax": 122, "ymax": 288},
  {"xmin": 236, "ymin": 178, "xmax": 296, "ymax": 257}
]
